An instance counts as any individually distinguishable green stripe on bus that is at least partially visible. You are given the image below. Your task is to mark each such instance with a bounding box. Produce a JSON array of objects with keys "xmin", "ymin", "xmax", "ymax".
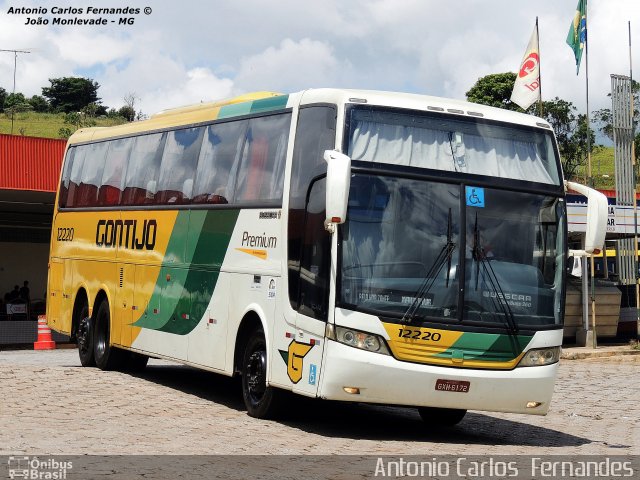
[
  {"xmin": 249, "ymin": 95, "xmax": 289, "ymax": 113},
  {"xmin": 133, "ymin": 209, "xmax": 240, "ymax": 335},
  {"xmin": 218, "ymin": 102, "xmax": 252, "ymax": 119},
  {"xmin": 218, "ymin": 95, "xmax": 289, "ymax": 119},
  {"xmin": 433, "ymin": 331, "xmax": 532, "ymax": 362}
]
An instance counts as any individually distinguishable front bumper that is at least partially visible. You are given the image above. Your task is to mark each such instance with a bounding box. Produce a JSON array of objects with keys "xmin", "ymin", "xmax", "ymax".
[{"xmin": 318, "ymin": 340, "xmax": 558, "ymax": 415}]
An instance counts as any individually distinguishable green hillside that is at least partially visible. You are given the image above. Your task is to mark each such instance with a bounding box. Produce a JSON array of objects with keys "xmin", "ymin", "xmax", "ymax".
[
  {"xmin": 0, "ymin": 111, "xmax": 127, "ymax": 138},
  {"xmin": 575, "ymin": 146, "xmax": 617, "ymax": 190}
]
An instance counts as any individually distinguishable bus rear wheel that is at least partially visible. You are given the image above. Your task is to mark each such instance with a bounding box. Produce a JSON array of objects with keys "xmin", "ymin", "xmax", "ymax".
[
  {"xmin": 241, "ymin": 329, "xmax": 283, "ymax": 419},
  {"xmin": 93, "ymin": 301, "xmax": 125, "ymax": 371},
  {"xmin": 77, "ymin": 304, "xmax": 95, "ymax": 367},
  {"xmin": 418, "ymin": 407, "xmax": 467, "ymax": 426}
]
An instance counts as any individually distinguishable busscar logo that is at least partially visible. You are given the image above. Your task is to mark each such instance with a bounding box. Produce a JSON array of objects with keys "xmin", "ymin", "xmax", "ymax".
[
  {"xmin": 483, "ymin": 291, "xmax": 532, "ymax": 308},
  {"xmin": 95, "ymin": 219, "xmax": 157, "ymax": 250}
]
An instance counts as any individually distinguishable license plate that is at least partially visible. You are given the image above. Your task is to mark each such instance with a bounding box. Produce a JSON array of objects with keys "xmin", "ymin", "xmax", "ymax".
[{"xmin": 435, "ymin": 379, "xmax": 470, "ymax": 393}]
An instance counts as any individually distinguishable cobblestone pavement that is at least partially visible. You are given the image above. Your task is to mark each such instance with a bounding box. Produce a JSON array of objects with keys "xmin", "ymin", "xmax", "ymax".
[{"xmin": 0, "ymin": 348, "xmax": 638, "ymax": 455}]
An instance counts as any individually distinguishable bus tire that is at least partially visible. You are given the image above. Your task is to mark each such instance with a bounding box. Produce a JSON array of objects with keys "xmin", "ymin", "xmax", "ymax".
[
  {"xmin": 93, "ymin": 300, "xmax": 125, "ymax": 371},
  {"xmin": 418, "ymin": 407, "xmax": 466, "ymax": 426},
  {"xmin": 77, "ymin": 304, "xmax": 95, "ymax": 367},
  {"xmin": 241, "ymin": 329, "xmax": 283, "ymax": 419}
]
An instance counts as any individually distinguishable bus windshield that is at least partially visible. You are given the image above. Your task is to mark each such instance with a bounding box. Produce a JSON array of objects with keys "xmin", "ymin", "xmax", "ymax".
[
  {"xmin": 347, "ymin": 107, "xmax": 561, "ymax": 185},
  {"xmin": 338, "ymin": 174, "xmax": 565, "ymax": 329}
]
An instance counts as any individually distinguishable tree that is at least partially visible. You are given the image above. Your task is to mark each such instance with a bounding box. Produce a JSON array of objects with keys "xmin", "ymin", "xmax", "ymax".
[
  {"xmin": 117, "ymin": 92, "xmax": 139, "ymax": 122},
  {"xmin": 41, "ymin": 77, "xmax": 101, "ymax": 113},
  {"xmin": 3, "ymin": 92, "xmax": 32, "ymax": 115},
  {"xmin": 465, "ymin": 72, "xmax": 522, "ymax": 111},
  {"xmin": 4, "ymin": 92, "xmax": 27, "ymax": 109},
  {"xmin": 539, "ymin": 97, "xmax": 595, "ymax": 180},
  {"xmin": 0, "ymin": 87, "xmax": 7, "ymax": 112},
  {"xmin": 118, "ymin": 105, "xmax": 135, "ymax": 121},
  {"xmin": 58, "ymin": 127, "xmax": 73, "ymax": 139},
  {"xmin": 28, "ymin": 95, "xmax": 49, "ymax": 113}
]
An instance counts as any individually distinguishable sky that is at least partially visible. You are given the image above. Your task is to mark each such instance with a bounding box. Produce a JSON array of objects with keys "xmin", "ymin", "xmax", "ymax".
[{"xmin": 1, "ymin": 0, "xmax": 639, "ymax": 127}]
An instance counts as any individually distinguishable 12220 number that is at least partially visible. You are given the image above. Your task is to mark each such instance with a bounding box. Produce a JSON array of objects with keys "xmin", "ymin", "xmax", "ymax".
[{"xmin": 397, "ymin": 328, "xmax": 441, "ymax": 341}]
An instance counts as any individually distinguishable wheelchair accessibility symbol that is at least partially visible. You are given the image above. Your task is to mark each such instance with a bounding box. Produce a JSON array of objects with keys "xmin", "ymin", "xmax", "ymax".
[{"xmin": 465, "ymin": 186, "xmax": 485, "ymax": 207}]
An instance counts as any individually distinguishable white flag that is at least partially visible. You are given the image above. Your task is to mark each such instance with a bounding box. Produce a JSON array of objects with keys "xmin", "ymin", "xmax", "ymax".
[{"xmin": 510, "ymin": 25, "xmax": 541, "ymax": 110}]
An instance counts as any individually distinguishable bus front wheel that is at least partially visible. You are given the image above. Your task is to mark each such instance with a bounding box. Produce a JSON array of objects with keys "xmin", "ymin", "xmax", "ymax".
[
  {"xmin": 418, "ymin": 407, "xmax": 466, "ymax": 426},
  {"xmin": 241, "ymin": 329, "xmax": 283, "ymax": 419}
]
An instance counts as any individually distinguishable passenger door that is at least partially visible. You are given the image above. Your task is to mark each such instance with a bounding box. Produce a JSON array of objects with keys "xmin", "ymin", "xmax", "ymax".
[{"xmin": 292, "ymin": 178, "xmax": 331, "ymax": 396}]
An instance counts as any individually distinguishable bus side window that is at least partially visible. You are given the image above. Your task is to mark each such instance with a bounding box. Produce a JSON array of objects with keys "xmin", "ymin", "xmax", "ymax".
[
  {"xmin": 233, "ymin": 113, "xmax": 291, "ymax": 204},
  {"xmin": 74, "ymin": 141, "xmax": 109, "ymax": 207},
  {"xmin": 192, "ymin": 121, "xmax": 246, "ymax": 205},
  {"xmin": 121, "ymin": 133, "xmax": 166, "ymax": 206},
  {"xmin": 288, "ymin": 105, "xmax": 336, "ymax": 313},
  {"xmin": 58, "ymin": 147, "xmax": 77, "ymax": 208},
  {"xmin": 97, "ymin": 138, "xmax": 133, "ymax": 206},
  {"xmin": 155, "ymin": 127, "xmax": 204, "ymax": 205},
  {"xmin": 65, "ymin": 146, "xmax": 88, "ymax": 208}
]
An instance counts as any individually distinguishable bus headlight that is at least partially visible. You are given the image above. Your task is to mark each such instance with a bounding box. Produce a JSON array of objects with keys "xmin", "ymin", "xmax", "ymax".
[
  {"xmin": 326, "ymin": 324, "xmax": 390, "ymax": 355},
  {"xmin": 517, "ymin": 347, "xmax": 561, "ymax": 367}
]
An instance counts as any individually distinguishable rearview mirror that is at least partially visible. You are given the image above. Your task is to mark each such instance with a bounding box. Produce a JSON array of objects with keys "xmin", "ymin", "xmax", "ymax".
[
  {"xmin": 565, "ymin": 181, "xmax": 608, "ymax": 255},
  {"xmin": 324, "ymin": 150, "xmax": 351, "ymax": 231}
]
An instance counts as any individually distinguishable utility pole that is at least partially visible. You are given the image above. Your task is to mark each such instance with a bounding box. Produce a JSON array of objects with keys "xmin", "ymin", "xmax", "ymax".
[{"xmin": 0, "ymin": 48, "xmax": 32, "ymax": 134}]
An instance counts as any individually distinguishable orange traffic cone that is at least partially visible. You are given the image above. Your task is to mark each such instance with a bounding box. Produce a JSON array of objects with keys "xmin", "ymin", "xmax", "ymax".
[{"xmin": 34, "ymin": 315, "xmax": 56, "ymax": 350}]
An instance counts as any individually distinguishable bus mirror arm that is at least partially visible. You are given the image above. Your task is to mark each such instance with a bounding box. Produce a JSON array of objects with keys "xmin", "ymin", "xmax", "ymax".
[
  {"xmin": 324, "ymin": 150, "xmax": 351, "ymax": 233},
  {"xmin": 565, "ymin": 180, "xmax": 608, "ymax": 256}
]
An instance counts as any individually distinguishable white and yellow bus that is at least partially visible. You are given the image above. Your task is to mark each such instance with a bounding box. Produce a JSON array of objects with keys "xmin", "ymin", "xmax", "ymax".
[{"xmin": 47, "ymin": 89, "xmax": 607, "ymax": 424}]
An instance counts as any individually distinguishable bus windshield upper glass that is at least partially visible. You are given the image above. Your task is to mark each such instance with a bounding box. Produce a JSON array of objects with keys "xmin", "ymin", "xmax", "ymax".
[{"xmin": 347, "ymin": 107, "xmax": 561, "ymax": 185}]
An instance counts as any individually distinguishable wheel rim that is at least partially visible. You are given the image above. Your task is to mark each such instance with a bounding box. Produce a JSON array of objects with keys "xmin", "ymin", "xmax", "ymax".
[
  {"xmin": 77, "ymin": 316, "xmax": 91, "ymax": 355},
  {"xmin": 245, "ymin": 348, "xmax": 267, "ymax": 405}
]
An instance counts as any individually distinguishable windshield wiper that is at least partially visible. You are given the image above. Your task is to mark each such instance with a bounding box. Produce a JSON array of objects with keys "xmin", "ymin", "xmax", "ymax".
[
  {"xmin": 471, "ymin": 213, "xmax": 519, "ymax": 334},
  {"xmin": 402, "ymin": 209, "xmax": 456, "ymax": 324}
]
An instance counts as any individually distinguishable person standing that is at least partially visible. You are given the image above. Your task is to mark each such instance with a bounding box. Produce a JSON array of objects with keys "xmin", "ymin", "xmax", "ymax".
[{"xmin": 19, "ymin": 281, "xmax": 30, "ymax": 303}]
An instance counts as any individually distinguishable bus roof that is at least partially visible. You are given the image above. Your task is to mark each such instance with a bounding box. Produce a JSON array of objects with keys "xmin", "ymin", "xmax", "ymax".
[
  {"xmin": 67, "ymin": 88, "xmax": 552, "ymax": 145},
  {"xmin": 67, "ymin": 91, "xmax": 284, "ymax": 144},
  {"xmin": 297, "ymin": 88, "xmax": 552, "ymax": 131}
]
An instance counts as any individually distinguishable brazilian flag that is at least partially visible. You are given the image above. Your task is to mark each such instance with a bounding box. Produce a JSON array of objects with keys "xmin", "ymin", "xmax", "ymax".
[{"xmin": 566, "ymin": 0, "xmax": 587, "ymax": 74}]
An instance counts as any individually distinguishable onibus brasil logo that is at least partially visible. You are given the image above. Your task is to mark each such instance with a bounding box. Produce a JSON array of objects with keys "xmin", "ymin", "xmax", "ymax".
[{"xmin": 7, "ymin": 456, "xmax": 72, "ymax": 479}]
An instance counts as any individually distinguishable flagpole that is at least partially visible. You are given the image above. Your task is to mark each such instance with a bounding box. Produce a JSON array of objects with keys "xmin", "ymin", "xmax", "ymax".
[
  {"xmin": 536, "ymin": 17, "xmax": 543, "ymax": 116},
  {"xmin": 583, "ymin": 0, "xmax": 598, "ymax": 348},
  {"xmin": 629, "ymin": 20, "xmax": 640, "ymax": 340},
  {"xmin": 585, "ymin": 8, "xmax": 592, "ymax": 186}
]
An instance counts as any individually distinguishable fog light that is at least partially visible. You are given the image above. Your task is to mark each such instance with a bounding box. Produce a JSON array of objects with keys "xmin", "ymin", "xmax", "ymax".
[
  {"xmin": 526, "ymin": 401, "xmax": 543, "ymax": 408},
  {"xmin": 343, "ymin": 387, "xmax": 360, "ymax": 395}
]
